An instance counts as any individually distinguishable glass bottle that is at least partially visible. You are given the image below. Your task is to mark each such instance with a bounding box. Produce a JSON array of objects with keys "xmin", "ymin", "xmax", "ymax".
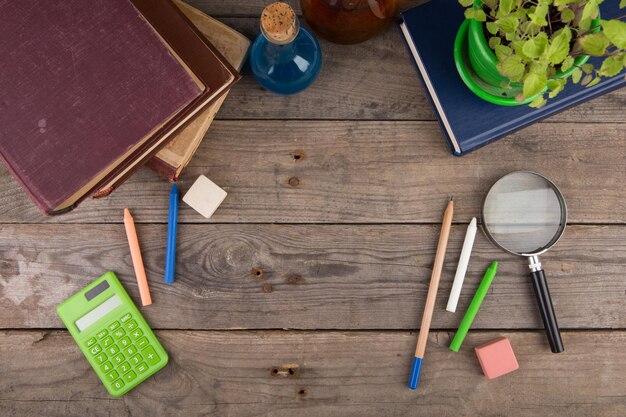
[
  {"xmin": 250, "ymin": 2, "xmax": 322, "ymax": 95},
  {"xmin": 300, "ymin": 0, "xmax": 400, "ymax": 45}
]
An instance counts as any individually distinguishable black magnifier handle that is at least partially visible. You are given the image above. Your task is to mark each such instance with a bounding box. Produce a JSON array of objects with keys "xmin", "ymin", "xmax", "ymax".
[{"xmin": 529, "ymin": 256, "xmax": 564, "ymax": 353}]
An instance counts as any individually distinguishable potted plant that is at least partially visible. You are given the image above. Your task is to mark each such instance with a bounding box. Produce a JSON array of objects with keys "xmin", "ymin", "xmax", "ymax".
[{"xmin": 454, "ymin": 0, "xmax": 626, "ymax": 107}]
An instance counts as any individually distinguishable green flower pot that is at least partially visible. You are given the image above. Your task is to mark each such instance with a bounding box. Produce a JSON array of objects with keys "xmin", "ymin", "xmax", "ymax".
[{"xmin": 455, "ymin": 0, "xmax": 599, "ymax": 106}]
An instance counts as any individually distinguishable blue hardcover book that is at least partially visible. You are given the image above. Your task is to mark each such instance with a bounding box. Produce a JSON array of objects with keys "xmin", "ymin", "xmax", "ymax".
[{"xmin": 399, "ymin": 0, "xmax": 625, "ymax": 156}]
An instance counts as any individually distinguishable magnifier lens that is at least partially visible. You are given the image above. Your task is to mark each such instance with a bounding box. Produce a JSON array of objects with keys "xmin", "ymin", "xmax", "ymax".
[{"xmin": 483, "ymin": 172, "xmax": 565, "ymax": 254}]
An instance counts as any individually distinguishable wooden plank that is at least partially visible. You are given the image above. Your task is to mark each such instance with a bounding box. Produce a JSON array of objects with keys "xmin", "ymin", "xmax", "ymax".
[
  {"xmin": 183, "ymin": 0, "xmax": 426, "ymax": 16},
  {"xmin": 1, "ymin": 224, "xmax": 624, "ymax": 330},
  {"xmin": 209, "ymin": 18, "xmax": 626, "ymax": 122},
  {"xmin": 1, "ymin": 330, "xmax": 624, "ymax": 416},
  {"xmin": 1, "ymin": 121, "xmax": 624, "ymax": 224}
]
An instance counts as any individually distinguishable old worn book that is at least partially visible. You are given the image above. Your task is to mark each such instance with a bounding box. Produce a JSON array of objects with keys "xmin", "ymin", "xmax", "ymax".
[
  {"xmin": 0, "ymin": 0, "xmax": 239, "ymax": 214},
  {"xmin": 148, "ymin": 1, "xmax": 250, "ymax": 182},
  {"xmin": 93, "ymin": 0, "xmax": 240, "ymax": 198}
]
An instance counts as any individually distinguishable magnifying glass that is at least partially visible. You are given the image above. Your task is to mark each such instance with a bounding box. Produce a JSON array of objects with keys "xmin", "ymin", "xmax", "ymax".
[{"xmin": 481, "ymin": 171, "xmax": 566, "ymax": 353}]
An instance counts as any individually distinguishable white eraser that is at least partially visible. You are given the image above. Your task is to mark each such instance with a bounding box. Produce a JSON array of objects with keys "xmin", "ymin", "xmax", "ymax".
[{"xmin": 183, "ymin": 175, "xmax": 227, "ymax": 218}]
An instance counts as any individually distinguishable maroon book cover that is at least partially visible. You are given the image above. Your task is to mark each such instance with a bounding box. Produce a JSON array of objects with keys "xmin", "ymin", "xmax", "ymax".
[{"xmin": 0, "ymin": 0, "xmax": 202, "ymax": 213}]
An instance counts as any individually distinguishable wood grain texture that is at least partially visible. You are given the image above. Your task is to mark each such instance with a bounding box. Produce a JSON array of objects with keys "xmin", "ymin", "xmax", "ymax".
[
  {"xmin": 208, "ymin": 17, "xmax": 626, "ymax": 122},
  {"xmin": 1, "ymin": 330, "xmax": 624, "ymax": 416},
  {"xmin": 1, "ymin": 224, "xmax": 624, "ymax": 330},
  {"xmin": 1, "ymin": 121, "xmax": 625, "ymax": 224}
]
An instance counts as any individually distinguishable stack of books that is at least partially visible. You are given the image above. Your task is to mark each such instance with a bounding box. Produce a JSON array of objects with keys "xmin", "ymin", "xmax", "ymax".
[{"xmin": 0, "ymin": 0, "xmax": 249, "ymax": 214}]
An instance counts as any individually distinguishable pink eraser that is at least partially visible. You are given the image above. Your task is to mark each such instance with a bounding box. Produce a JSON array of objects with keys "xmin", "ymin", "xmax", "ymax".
[{"xmin": 474, "ymin": 337, "xmax": 519, "ymax": 380}]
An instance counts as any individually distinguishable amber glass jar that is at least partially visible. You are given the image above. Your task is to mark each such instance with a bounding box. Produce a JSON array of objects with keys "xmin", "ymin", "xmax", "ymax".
[{"xmin": 300, "ymin": 0, "xmax": 400, "ymax": 44}]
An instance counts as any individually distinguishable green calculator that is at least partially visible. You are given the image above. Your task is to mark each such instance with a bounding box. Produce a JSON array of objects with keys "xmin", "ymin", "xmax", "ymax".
[{"xmin": 57, "ymin": 271, "xmax": 168, "ymax": 397}]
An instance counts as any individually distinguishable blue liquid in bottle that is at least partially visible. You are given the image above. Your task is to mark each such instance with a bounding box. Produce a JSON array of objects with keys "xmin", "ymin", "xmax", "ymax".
[{"xmin": 250, "ymin": 3, "xmax": 322, "ymax": 95}]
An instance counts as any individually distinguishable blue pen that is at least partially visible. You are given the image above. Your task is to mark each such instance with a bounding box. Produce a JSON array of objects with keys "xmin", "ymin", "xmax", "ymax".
[{"xmin": 165, "ymin": 183, "xmax": 179, "ymax": 284}]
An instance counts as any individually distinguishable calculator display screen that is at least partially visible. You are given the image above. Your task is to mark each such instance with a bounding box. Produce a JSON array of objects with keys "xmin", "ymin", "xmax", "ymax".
[{"xmin": 75, "ymin": 295, "xmax": 122, "ymax": 332}]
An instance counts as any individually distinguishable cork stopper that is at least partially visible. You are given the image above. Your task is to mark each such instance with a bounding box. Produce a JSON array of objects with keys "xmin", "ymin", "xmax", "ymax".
[{"xmin": 261, "ymin": 2, "xmax": 298, "ymax": 44}]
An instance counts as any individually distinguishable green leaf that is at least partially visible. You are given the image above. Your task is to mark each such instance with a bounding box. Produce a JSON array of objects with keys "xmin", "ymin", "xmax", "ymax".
[
  {"xmin": 483, "ymin": 0, "xmax": 498, "ymax": 9},
  {"xmin": 529, "ymin": 95, "xmax": 547, "ymax": 108},
  {"xmin": 579, "ymin": 32, "xmax": 610, "ymax": 56},
  {"xmin": 587, "ymin": 77, "xmax": 601, "ymax": 87},
  {"xmin": 496, "ymin": 16, "xmax": 519, "ymax": 33},
  {"xmin": 495, "ymin": 44, "xmax": 513, "ymax": 61},
  {"xmin": 582, "ymin": 0, "xmax": 599, "ymax": 21},
  {"xmin": 620, "ymin": 0, "xmax": 626, "ymax": 8},
  {"xmin": 599, "ymin": 55, "xmax": 624, "ymax": 77},
  {"xmin": 529, "ymin": 4, "xmax": 549, "ymax": 26},
  {"xmin": 523, "ymin": 73, "xmax": 547, "ymax": 98},
  {"xmin": 554, "ymin": 0, "xmax": 573, "ymax": 6},
  {"xmin": 486, "ymin": 22, "xmax": 499, "ymax": 35},
  {"xmin": 458, "ymin": 0, "xmax": 474, "ymax": 7},
  {"xmin": 529, "ymin": 59, "xmax": 549, "ymax": 75},
  {"xmin": 571, "ymin": 67, "xmax": 583, "ymax": 83},
  {"xmin": 581, "ymin": 74, "xmax": 593, "ymax": 85},
  {"xmin": 560, "ymin": 56, "xmax": 575, "ymax": 72},
  {"xmin": 547, "ymin": 79, "xmax": 566, "ymax": 98},
  {"xmin": 581, "ymin": 63, "xmax": 594, "ymax": 74},
  {"xmin": 547, "ymin": 27, "xmax": 572, "ymax": 65},
  {"xmin": 522, "ymin": 33, "xmax": 548, "ymax": 58},
  {"xmin": 601, "ymin": 19, "xmax": 626, "ymax": 49},
  {"xmin": 499, "ymin": 0, "xmax": 514, "ymax": 15},
  {"xmin": 474, "ymin": 9, "xmax": 487, "ymax": 22},
  {"xmin": 497, "ymin": 54, "xmax": 525, "ymax": 79},
  {"xmin": 489, "ymin": 36, "xmax": 502, "ymax": 49},
  {"xmin": 560, "ymin": 8, "xmax": 575, "ymax": 23}
]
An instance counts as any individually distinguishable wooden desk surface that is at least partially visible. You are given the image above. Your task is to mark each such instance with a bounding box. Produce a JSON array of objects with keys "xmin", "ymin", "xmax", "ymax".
[{"xmin": 1, "ymin": 2, "xmax": 625, "ymax": 416}]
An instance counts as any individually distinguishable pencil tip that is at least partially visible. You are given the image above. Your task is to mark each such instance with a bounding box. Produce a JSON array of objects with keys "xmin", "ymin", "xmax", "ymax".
[{"xmin": 449, "ymin": 196, "xmax": 454, "ymax": 202}]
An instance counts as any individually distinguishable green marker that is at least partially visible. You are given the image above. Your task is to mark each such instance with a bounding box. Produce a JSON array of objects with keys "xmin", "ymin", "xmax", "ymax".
[{"xmin": 449, "ymin": 261, "xmax": 498, "ymax": 352}]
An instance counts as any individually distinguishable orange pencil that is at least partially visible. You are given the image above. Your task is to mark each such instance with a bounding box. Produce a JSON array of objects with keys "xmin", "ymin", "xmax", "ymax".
[
  {"xmin": 123, "ymin": 208, "xmax": 152, "ymax": 306},
  {"xmin": 408, "ymin": 197, "xmax": 454, "ymax": 389}
]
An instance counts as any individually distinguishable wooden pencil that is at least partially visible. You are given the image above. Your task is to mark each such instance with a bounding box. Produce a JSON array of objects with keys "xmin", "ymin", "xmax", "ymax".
[{"xmin": 408, "ymin": 197, "xmax": 454, "ymax": 390}]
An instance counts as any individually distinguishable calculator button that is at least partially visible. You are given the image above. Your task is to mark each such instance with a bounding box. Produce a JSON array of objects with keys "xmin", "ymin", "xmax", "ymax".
[
  {"xmin": 89, "ymin": 344, "xmax": 102, "ymax": 355},
  {"xmin": 118, "ymin": 361, "xmax": 131, "ymax": 374},
  {"xmin": 141, "ymin": 346, "xmax": 160, "ymax": 365},
  {"xmin": 136, "ymin": 337, "xmax": 149, "ymax": 349},
  {"xmin": 108, "ymin": 321, "xmax": 120, "ymax": 331},
  {"xmin": 85, "ymin": 337, "xmax": 97, "ymax": 348},
  {"xmin": 94, "ymin": 353, "xmax": 108, "ymax": 364},
  {"xmin": 136, "ymin": 362, "xmax": 149, "ymax": 374},
  {"xmin": 113, "ymin": 328, "xmax": 125, "ymax": 339},
  {"xmin": 101, "ymin": 336, "xmax": 114, "ymax": 347},
  {"xmin": 112, "ymin": 379, "xmax": 125, "ymax": 391},
  {"xmin": 120, "ymin": 313, "xmax": 133, "ymax": 323},
  {"xmin": 106, "ymin": 370, "xmax": 119, "ymax": 382},
  {"xmin": 96, "ymin": 329, "xmax": 108, "ymax": 339},
  {"xmin": 113, "ymin": 353, "xmax": 125, "ymax": 364},
  {"xmin": 123, "ymin": 371, "xmax": 137, "ymax": 383},
  {"xmin": 124, "ymin": 320, "xmax": 137, "ymax": 331},
  {"xmin": 125, "ymin": 345, "xmax": 137, "ymax": 357},
  {"xmin": 130, "ymin": 353, "xmax": 143, "ymax": 365},
  {"xmin": 106, "ymin": 344, "xmax": 120, "ymax": 356},
  {"xmin": 100, "ymin": 362, "xmax": 113, "ymax": 373},
  {"xmin": 119, "ymin": 336, "xmax": 131, "ymax": 348},
  {"xmin": 130, "ymin": 328, "xmax": 143, "ymax": 340}
]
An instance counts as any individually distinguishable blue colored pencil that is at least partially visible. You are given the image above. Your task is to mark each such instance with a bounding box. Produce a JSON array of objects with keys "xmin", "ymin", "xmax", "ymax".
[{"xmin": 165, "ymin": 184, "xmax": 179, "ymax": 284}]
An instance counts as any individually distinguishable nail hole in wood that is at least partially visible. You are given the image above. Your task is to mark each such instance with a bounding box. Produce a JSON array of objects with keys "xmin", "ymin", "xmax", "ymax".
[
  {"xmin": 288, "ymin": 176, "xmax": 300, "ymax": 187},
  {"xmin": 270, "ymin": 364, "xmax": 300, "ymax": 378},
  {"xmin": 252, "ymin": 268, "xmax": 264, "ymax": 280},
  {"xmin": 291, "ymin": 150, "xmax": 305, "ymax": 161},
  {"xmin": 298, "ymin": 388, "xmax": 307, "ymax": 397}
]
